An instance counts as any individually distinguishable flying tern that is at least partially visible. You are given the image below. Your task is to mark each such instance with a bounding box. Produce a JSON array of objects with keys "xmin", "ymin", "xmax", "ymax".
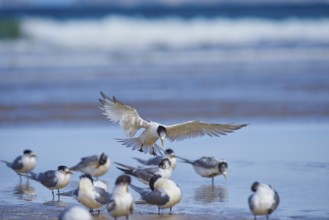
[{"xmin": 99, "ymin": 92, "xmax": 247, "ymax": 155}]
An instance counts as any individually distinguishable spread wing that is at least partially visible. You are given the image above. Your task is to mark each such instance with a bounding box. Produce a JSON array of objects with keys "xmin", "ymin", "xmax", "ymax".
[
  {"xmin": 165, "ymin": 121, "xmax": 247, "ymax": 142},
  {"xmin": 99, "ymin": 92, "xmax": 148, "ymax": 138}
]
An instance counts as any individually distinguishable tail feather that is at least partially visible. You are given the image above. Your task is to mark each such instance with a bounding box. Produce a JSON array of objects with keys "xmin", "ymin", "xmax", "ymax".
[
  {"xmin": 0, "ymin": 160, "xmax": 12, "ymax": 168},
  {"xmin": 133, "ymin": 157, "xmax": 148, "ymax": 166},
  {"xmin": 114, "ymin": 162, "xmax": 135, "ymax": 170},
  {"xmin": 58, "ymin": 189, "xmax": 78, "ymax": 197},
  {"xmin": 175, "ymin": 155, "xmax": 194, "ymax": 164},
  {"xmin": 130, "ymin": 184, "xmax": 145, "ymax": 195},
  {"xmin": 28, "ymin": 171, "xmax": 39, "ymax": 181},
  {"xmin": 116, "ymin": 167, "xmax": 136, "ymax": 177}
]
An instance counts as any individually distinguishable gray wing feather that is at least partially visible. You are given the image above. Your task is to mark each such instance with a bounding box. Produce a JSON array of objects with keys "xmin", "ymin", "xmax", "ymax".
[
  {"xmin": 71, "ymin": 155, "xmax": 98, "ymax": 170},
  {"xmin": 58, "ymin": 189, "xmax": 78, "ymax": 197},
  {"xmin": 166, "ymin": 121, "xmax": 247, "ymax": 142},
  {"xmin": 130, "ymin": 184, "xmax": 169, "ymax": 205},
  {"xmin": 38, "ymin": 170, "xmax": 58, "ymax": 187},
  {"xmin": 94, "ymin": 187, "xmax": 112, "ymax": 204},
  {"xmin": 12, "ymin": 156, "xmax": 24, "ymax": 170},
  {"xmin": 194, "ymin": 157, "xmax": 219, "ymax": 168}
]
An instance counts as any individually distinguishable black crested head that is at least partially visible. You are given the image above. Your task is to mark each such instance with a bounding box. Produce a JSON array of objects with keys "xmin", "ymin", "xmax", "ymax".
[
  {"xmin": 218, "ymin": 161, "xmax": 228, "ymax": 173},
  {"xmin": 80, "ymin": 174, "xmax": 94, "ymax": 184},
  {"xmin": 58, "ymin": 165, "xmax": 68, "ymax": 171},
  {"xmin": 159, "ymin": 158, "xmax": 171, "ymax": 168},
  {"xmin": 251, "ymin": 181, "xmax": 260, "ymax": 192},
  {"xmin": 165, "ymin": 149, "xmax": 174, "ymax": 154},
  {"xmin": 99, "ymin": 153, "xmax": 108, "ymax": 165},
  {"xmin": 149, "ymin": 174, "xmax": 162, "ymax": 191},
  {"xmin": 115, "ymin": 175, "xmax": 131, "ymax": 185},
  {"xmin": 157, "ymin": 125, "xmax": 167, "ymax": 137},
  {"xmin": 23, "ymin": 149, "xmax": 32, "ymax": 155}
]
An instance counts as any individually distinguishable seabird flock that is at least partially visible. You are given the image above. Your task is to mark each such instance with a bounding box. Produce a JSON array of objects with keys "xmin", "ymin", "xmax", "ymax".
[{"xmin": 1, "ymin": 92, "xmax": 280, "ymax": 220}]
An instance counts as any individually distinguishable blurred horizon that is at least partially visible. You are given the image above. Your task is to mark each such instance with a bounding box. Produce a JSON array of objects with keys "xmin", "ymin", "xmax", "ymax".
[{"xmin": 0, "ymin": 0, "xmax": 329, "ymax": 127}]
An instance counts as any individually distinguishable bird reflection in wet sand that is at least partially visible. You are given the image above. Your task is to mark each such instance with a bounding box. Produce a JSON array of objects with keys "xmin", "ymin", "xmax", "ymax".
[
  {"xmin": 14, "ymin": 182, "xmax": 36, "ymax": 201},
  {"xmin": 194, "ymin": 184, "xmax": 228, "ymax": 203}
]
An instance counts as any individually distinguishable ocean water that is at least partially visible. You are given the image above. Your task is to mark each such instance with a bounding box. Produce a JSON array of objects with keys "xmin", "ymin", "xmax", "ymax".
[
  {"xmin": 0, "ymin": 2, "xmax": 329, "ymax": 219},
  {"xmin": 0, "ymin": 124, "xmax": 329, "ymax": 220}
]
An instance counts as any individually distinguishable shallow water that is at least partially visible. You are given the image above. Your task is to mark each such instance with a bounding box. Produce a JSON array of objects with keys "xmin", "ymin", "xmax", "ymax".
[{"xmin": 1, "ymin": 124, "xmax": 328, "ymax": 220}]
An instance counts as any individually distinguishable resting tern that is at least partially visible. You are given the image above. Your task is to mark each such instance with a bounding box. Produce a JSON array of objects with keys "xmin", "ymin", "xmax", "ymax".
[
  {"xmin": 1, "ymin": 149, "xmax": 37, "ymax": 180},
  {"xmin": 106, "ymin": 175, "xmax": 135, "ymax": 220},
  {"xmin": 177, "ymin": 155, "xmax": 228, "ymax": 184},
  {"xmin": 28, "ymin": 165, "xmax": 72, "ymax": 200},
  {"xmin": 99, "ymin": 92, "xmax": 247, "ymax": 155},
  {"xmin": 70, "ymin": 153, "xmax": 111, "ymax": 178},
  {"xmin": 133, "ymin": 148, "xmax": 177, "ymax": 170},
  {"xmin": 59, "ymin": 205, "xmax": 93, "ymax": 220},
  {"xmin": 116, "ymin": 158, "xmax": 172, "ymax": 184},
  {"xmin": 248, "ymin": 182, "xmax": 280, "ymax": 220},
  {"xmin": 59, "ymin": 174, "xmax": 111, "ymax": 214},
  {"xmin": 130, "ymin": 174, "xmax": 182, "ymax": 214}
]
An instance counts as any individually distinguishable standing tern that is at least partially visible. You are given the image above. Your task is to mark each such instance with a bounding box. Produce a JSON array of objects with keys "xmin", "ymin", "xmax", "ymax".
[
  {"xmin": 60, "ymin": 174, "xmax": 111, "ymax": 214},
  {"xmin": 1, "ymin": 149, "xmax": 37, "ymax": 180},
  {"xmin": 248, "ymin": 181, "xmax": 280, "ymax": 220},
  {"xmin": 28, "ymin": 165, "xmax": 73, "ymax": 200},
  {"xmin": 106, "ymin": 175, "xmax": 135, "ymax": 220},
  {"xmin": 70, "ymin": 153, "xmax": 111, "ymax": 178},
  {"xmin": 99, "ymin": 92, "xmax": 247, "ymax": 155},
  {"xmin": 133, "ymin": 148, "xmax": 177, "ymax": 170},
  {"xmin": 177, "ymin": 155, "xmax": 228, "ymax": 184},
  {"xmin": 115, "ymin": 158, "xmax": 172, "ymax": 184},
  {"xmin": 130, "ymin": 174, "xmax": 182, "ymax": 214}
]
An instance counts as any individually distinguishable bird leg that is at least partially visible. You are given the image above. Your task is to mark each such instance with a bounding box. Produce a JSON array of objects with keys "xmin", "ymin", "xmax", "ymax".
[
  {"xmin": 138, "ymin": 145, "xmax": 144, "ymax": 152},
  {"xmin": 52, "ymin": 190, "xmax": 55, "ymax": 200},
  {"xmin": 169, "ymin": 207, "xmax": 172, "ymax": 214},
  {"xmin": 212, "ymin": 177, "xmax": 214, "ymax": 185},
  {"xmin": 158, "ymin": 207, "xmax": 161, "ymax": 214},
  {"xmin": 151, "ymin": 147, "xmax": 157, "ymax": 156},
  {"xmin": 57, "ymin": 189, "xmax": 60, "ymax": 201}
]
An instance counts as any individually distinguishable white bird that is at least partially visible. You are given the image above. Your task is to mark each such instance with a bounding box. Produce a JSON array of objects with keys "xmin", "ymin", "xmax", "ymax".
[
  {"xmin": 58, "ymin": 205, "xmax": 93, "ymax": 220},
  {"xmin": 116, "ymin": 158, "xmax": 172, "ymax": 184},
  {"xmin": 177, "ymin": 155, "xmax": 228, "ymax": 184},
  {"xmin": 133, "ymin": 148, "xmax": 177, "ymax": 170},
  {"xmin": 107, "ymin": 175, "xmax": 135, "ymax": 220},
  {"xmin": 248, "ymin": 181, "xmax": 280, "ymax": 220},
  {"xmin": 28, "ymin": 165, "xmax": 73, "ymax": 200},
  {"xmin": 130, "ymin": 174, "xmax": 182, "ymax": 214},
  {"xmin": 99, "ymin": 92, "xmax": 247, "ymax": 155},
  {"xmin": 60, "ymin": 174, "xmax": 111, "ymax": 214},
  {"xmin": 1, "ymin": 149, "xmax": 37, "ymax": 180},
  {"xmin": 70, "ymin": 153, "xmax": 111, "ymax": 178}
]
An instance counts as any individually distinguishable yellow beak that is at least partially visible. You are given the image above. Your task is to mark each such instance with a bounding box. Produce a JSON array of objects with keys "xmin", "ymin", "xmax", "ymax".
[
  {"xmin": 161, "ymin": 138, "xmax": 164, "ymax": 148},
  {"xmin": 66, "ymin": 170, "xmax": 73, "ymax": 175}
]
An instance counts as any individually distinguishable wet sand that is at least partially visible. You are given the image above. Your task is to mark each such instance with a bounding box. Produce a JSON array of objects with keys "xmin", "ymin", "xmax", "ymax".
[{"xmin": 1, "ymin": 124, "xmax": 328, "ymax": 220}]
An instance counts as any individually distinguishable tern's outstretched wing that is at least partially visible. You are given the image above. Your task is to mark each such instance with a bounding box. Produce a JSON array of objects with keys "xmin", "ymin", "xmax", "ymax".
[
  {"xmin": 99, "ymin": 92, "xmax": 148, "ymax": 138},
  {"xmin": 165, "ymin": 121, "xmax": 247, "ymax": 142}
]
